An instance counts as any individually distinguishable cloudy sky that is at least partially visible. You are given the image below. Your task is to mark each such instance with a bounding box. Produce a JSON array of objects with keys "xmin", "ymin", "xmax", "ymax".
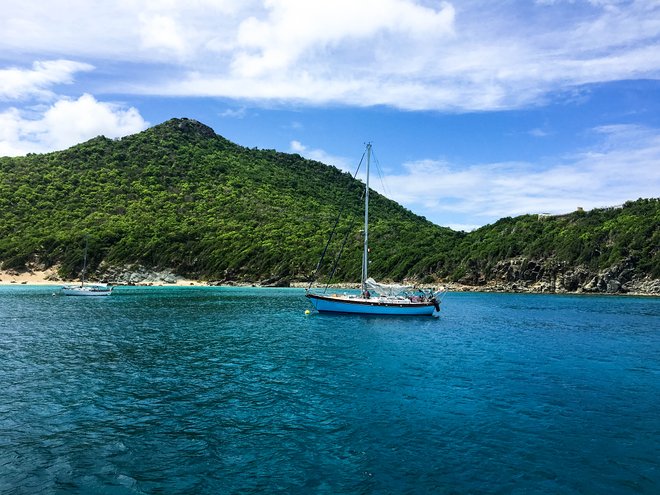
[{"xmin": 1, "ymin": 0, "xmax": 659, "ymax": 230}]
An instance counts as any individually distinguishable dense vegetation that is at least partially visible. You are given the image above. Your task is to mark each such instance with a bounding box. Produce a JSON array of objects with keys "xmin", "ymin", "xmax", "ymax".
[
  {"xmin": 1, "ymin": 118, "xmax": 658, "ymax": 286},
  {"xmin": 0, "ymin": 119, "xmax": 457, "ymax": 283},
  {"xmin": 450, "ymin": 199, "xmax": 660, "ymax": 283}
]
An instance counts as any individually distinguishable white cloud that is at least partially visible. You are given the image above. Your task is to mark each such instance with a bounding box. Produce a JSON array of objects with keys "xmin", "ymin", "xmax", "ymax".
[
  {"xmin": 219, "ymin": 106, "xmax": 248, "ymax": 119},
  {"xmin": 6, "ymin": 1, "xmax": 658, "ymax": 110},
  {"xmin": 289, "ymin": 140, "xmax": 352, "ymax": 172},
  {"xmin": 138, "ymin": 14, "xmax": 188, "ymax": 57},
  {"xmin": 529, "ymin": 128, "xmax": 550, "ymax": 137},
  {"xmin": 376, "ymin": 124, "xmax": 660, "ymax": 225},
  {"xmin": 231, "ymin": 0, "xmax": 455, "ymax": 77},
  {"xmin": 0, "ymin": 58, "xmax": 149, "ymax": 156},
  {"xmin": 0, "ymin": 94, "xmax": 148, "ymax": 156},
  {"xmin": 163, "ymin": 0, "xmax": 660, "ymax": 110},
  {"xmin": 0, "ymin": 1, "xmax": 250, "ymax": 64},
  {"xmin": 0, "ymin": 60, "xmax": 93, "ymax": 101}
]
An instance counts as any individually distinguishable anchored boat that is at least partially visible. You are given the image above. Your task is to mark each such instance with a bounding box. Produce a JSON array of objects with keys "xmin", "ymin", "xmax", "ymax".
[
  {"xmin": 61, "ymin": 238, "xmax": 112, "ymax": 296},
  {"xmin": 306, "ymin": 144, "xmax": 443, "ymax": 316}
]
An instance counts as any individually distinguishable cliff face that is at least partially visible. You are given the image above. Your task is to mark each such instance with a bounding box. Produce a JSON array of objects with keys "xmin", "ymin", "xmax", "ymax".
[{"xmin": 454, "ymin": 256, "xmax": 660, "ymax": 295}]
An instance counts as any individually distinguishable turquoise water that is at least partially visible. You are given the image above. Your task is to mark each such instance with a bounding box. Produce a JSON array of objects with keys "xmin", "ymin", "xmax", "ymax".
[{"xmin": 1, "ymin": 286, "xmax": 658, "ymax": 494}]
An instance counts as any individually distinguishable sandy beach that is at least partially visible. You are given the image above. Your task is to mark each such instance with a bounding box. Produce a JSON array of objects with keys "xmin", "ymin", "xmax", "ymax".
[
  {"xmin": 0, "ymin": 269, "xmax": 60, "ymax": 286},
  {"xmin": 0, "ymin": 267, "xmax": 348, "ymax": 289},
  {"xmin": 0, "ymin": 269, "xmax": 205, "ymax": 287}
]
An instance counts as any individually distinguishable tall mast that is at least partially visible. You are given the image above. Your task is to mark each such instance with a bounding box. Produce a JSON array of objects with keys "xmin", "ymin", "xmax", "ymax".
[
  {"xmin": 361, "ymin": 143, "xmax": 371, "ymax": 292},
  {"xmin": 81, "ymin": 237, "xmax": 88, "ymax": 288}
]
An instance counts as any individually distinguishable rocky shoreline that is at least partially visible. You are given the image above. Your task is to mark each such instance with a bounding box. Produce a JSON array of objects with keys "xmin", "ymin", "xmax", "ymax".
[
  {"xmin": 102, "ymin": 263, "xmax": 660, "ymax": 296},
  {"xmin": 2, "ymin": 258, "xmax": 659, "ymax": 296},
  {"xmin": 438, "ymin": 280, "xmax": 660, "ymax": 297},
  {"xmin": 450, "ymin": 256, "xmax": 660, "ymax": 296}
]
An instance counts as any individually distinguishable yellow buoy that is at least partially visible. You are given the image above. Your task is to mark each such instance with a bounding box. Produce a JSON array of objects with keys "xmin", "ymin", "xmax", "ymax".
[{"xmin": 305, "ymin": 309, "xmax": 311, "ymax": 315}]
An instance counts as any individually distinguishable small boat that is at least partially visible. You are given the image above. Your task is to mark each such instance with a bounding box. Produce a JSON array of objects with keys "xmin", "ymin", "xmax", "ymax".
[
  {"xmin": 61, "ymin": 283, "xmax": 112, "ymax": 296},
  {"xmin": 306, "ymin": 144, "xmax": 442, "ymax": 316},
  {"xmin": 61, "ymin": 238, "xmax": 112, "ymax": 297}
]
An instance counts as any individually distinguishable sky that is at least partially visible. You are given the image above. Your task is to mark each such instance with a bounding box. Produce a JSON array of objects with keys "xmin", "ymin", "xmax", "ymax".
[{"xmin": 1, "ymin": 0, "xmax": 659, "ymax": 231}]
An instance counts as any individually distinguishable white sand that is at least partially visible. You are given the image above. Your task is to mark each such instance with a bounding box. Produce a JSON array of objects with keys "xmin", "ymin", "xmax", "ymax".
[{"xmin": 0, "ymin": 269, "xmax": 204, "ymax": 287}]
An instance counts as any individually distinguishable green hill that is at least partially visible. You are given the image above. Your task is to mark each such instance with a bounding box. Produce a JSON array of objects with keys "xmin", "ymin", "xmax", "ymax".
[
  {"xmin": 1, "ymin": 118, "xmax": 658, "ymax": 293},
  {"xmin": 451, "ymin": 200, "xmax": 660, "ymax": 293},
  {"xmin": 0, "ymin": 118, "xmax": 458, "ymax": 285}
]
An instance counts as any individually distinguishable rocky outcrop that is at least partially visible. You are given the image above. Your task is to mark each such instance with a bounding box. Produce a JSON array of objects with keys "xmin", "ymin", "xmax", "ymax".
[
  {"xmin": 455, "ymin": 256, "xmax": 659, "ymax": 295},
  {"xmin": 171, "ymin": 117, "xmax": 216, "ymax": 139},
  {"xmin": 259, "ymin": 275, "xmax": 291, "ymax": 287},
  {"xmin": 98, "ymin": 264, "xmax": 183, "ymax": 285}
]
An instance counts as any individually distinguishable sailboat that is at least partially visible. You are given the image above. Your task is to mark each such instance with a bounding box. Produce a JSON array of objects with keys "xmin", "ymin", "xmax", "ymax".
[
  {"xmin": 61, "ymin": 238, "xmax": 112, "ymax": 296},
  {"xmin": 306, "ymin": 143, "xmax": 442, "ymax": 316}
]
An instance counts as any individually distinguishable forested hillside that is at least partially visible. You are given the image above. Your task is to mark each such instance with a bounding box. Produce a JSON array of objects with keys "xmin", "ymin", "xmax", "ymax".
[
  {"xmin": 451, "ymin": 200, "xmax": 660, "ymax": 293},
  {"xmin": 1, "ymin": 118, "xmax": 658, "ymax": 293},
  {"xmin": 0, "ymin": 118, "xmax": 458, "ymax": 284}
]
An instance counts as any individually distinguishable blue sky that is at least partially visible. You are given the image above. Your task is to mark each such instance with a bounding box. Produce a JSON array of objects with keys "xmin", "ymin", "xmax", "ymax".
[{"xmin": 1, "ymin": 0, "xmax": 659, "ymax": 231}]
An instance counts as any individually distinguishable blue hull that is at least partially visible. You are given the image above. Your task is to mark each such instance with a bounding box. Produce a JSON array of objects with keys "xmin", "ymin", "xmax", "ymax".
[{"xmin": 306, "ymin": 293, "xmax": 438, "ymax": 316}]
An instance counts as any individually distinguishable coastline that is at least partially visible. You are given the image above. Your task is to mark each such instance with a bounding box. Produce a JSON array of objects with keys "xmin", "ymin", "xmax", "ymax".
[{"xmin": 2, "ymin": 269, "xmax": 658, "ymax": 297}]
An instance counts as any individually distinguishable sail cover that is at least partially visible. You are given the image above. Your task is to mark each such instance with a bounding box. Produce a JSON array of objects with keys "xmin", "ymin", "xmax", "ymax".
[{"xmin": 365, "ymin": 277, "xmax": 413, "ymax": 297}]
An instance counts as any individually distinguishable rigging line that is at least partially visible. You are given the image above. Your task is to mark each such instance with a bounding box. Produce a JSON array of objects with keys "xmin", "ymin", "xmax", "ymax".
[
  {"xmin": 307, "ymin": 148, "xmax": 367, "ymax": 290},
  {"xmin": 325, "ymin": 216, "xmax": 356, "ymax": 291},
  {"xmin": 370, "ymin": 148, "xmax": 391, "ymax": 198}
]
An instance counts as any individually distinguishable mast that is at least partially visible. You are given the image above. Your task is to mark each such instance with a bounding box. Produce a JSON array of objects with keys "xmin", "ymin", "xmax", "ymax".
[
  {"xmin": 81, "ymin": 237, "xmax": 88, "ymax": 288},
  {"xmin": 361, "ymin": 143, "xmax": 371, "ymax": 292}
]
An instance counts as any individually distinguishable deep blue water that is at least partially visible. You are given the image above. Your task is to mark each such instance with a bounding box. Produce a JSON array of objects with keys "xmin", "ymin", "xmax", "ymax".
[{"xmin": 0, "ymin": 286, "xmax": 658, "ymax": 494}]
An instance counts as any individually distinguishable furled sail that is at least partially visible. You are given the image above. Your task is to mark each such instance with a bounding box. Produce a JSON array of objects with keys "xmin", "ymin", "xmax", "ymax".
[{"xmin": 364, "ymin": 278, "xmax": 413, "ymax": 297}]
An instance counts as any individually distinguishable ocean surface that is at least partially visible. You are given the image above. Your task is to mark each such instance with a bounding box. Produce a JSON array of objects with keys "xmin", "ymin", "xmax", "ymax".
[{"xmin": 0, "ymin": 286, "xmax": 658, "ymax": 494}]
